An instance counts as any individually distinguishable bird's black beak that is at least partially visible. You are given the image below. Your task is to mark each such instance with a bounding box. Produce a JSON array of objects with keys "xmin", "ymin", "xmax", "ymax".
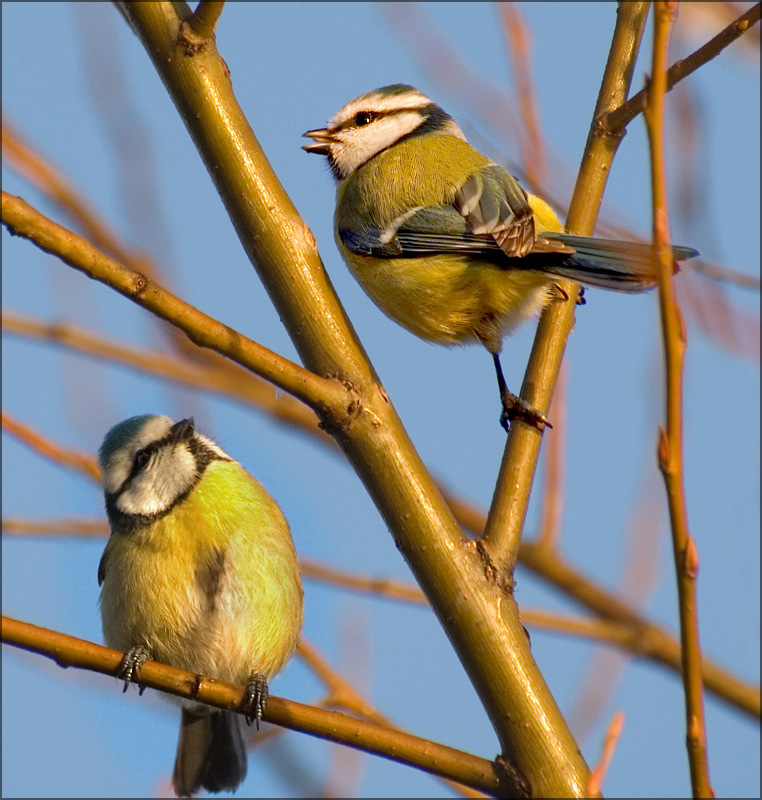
[
  {"xmin": 302, "ymin": 128, "xmax": 332, "ymax": 155},
  {"xmin": 170, "ymin": 418, "xmax": 195, "ymax": 442}
]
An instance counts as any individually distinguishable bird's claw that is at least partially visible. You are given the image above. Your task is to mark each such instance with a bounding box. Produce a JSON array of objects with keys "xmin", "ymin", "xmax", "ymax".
[
  {"xmin": 118, "ymin": 645, "xmax": 152, "ymax": 695},
  {"xmin": 499, "ymin": 392, "xmax": 552, "ymax": 432},
  {"xmin": 244, "ymin": 673, "xmax": 269, "ymax": 729}
]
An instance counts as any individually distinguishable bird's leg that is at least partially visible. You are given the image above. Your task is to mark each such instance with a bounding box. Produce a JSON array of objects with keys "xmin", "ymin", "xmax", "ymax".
[
  {"xmin": 243, "ymin": 673, "xmax": 269, "ymax": 729},
  {"xmin": 117, "ymin": 644, "xmax": 152, "ymax": 695},
  {"xmin": 493, "ymin": 354, "xmax": 552, "ymax": 432}
]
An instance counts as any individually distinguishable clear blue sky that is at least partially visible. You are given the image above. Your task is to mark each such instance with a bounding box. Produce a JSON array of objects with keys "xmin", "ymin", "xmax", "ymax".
[{"xmin": 3, "ymin": 3, "xmax": 759, "ymax": 798}]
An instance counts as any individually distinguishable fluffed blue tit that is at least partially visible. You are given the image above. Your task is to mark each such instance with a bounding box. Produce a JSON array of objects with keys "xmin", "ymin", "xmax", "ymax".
[
  {"xmin": 303, "ymin": 84, "xmax": 698, "ymax": 430},
  {"xmin": 98, "ymin": 415, "xmax": 303, "ymax": 797}
]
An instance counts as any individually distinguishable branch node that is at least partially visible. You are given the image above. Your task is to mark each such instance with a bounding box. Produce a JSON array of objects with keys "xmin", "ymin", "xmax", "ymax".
[
  {"xmin": 316, "ymin": 376, "xmax": 365, "ymax": 436},
  {"xmin": 657, "ymin": 426, "xmax": 670, "ymax": 471},
  {"xmin": 684, "ymin": 536, "xmax": 700, "ymax": 578},
  {"xmin": 474, "ymin": 540, "xmax": 516, "ymax": 594},
  {"xmin": 130, "ymin": 271, "xmax": 150, "ymax": 298},
  {"xmin": 494, "ymin": 754, "xmax": 532, "ymax": 798},
  {"xmin": 594, "ymin": 112, "xmax": 627, "ymax": 142},
  {"xmin": 177, "ymin": 20, "xmax": 211, "ymax": 57}
]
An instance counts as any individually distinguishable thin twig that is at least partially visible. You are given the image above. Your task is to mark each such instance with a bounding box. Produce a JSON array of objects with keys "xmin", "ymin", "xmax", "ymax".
[
  {"xmin": 1, "ymin": 193, "xmax": 343, "ymax": 413},
  {"xmin": 188, "ymin": 1, "xmax": 225, "ymax": 38},
  {"xmin": 586, "ymin": 711, "xmax": 625, "ymax": 796},
  {"xmin": 498, "ymin": 3, "xmax": 548, "ymax": 186},
  {"xmin": 1, "ymin": 616, "xmax": 507, "ymax": 796},
  {"xmin": 2, "ymin": 410, "xmax": 100, "ymax": 482},
  {"xmin": 2, "ymin": 310, "xmax": 325, "ymax": 441},
  {"xmin": 646, "ymin": 4, "xmax": 712, "ymax": 796},
  {"xmin": 2, "ymin": 121, "xmax": 139, "ymax": 268},
  {"xmin": 4, "ymin": 412, "xmax": 757, "ymax": 719},
  {"xmin": 605, "ymin": 2, "xmax": 761, "ymax": 133},
  {"xmin": 297, "ymin": 640, "xmax": 488, "ymax": 798}
]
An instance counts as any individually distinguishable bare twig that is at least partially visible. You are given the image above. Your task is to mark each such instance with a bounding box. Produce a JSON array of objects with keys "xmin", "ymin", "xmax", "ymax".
[
  {"xmin": 188, "ymin": 1, "xmax": 225, "ymax": 38},
  {"xmin": 2, "ymin": 310, "xmax": 325, "ymax": 441},
  {"xmin": 1, "ymin": 193, "xmax": 343, "ymax": 413},
  {"xmin": 646, "ymin": 4, "xmax": 712, "ymax": 796},
  {"xmin": 605, "ymin": 2, "xmax": 761, "ymax": 133},
  {"xmin": 586, "ymin": 711, "xmax": 625, "ymax": 796},
  {"xmin": 2, "ymin": 410, "xmax": 100, "ymax": 482},
  {"xmin": 1, "ymin": 616, "xmax": 507, "ymax": 796}
]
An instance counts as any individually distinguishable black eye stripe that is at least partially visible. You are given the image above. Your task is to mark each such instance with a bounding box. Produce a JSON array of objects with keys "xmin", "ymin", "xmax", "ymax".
[
  {"xmin": 132, "ymin": 436, "xmax": 172, "ymax": 471},
  {"xmin": 105, "ymin": 426, "xmax": 234, "ymax": 531},
  {"xmin": 334, "ymin": 103, "xmax": 439, "ymax": 135},
  {"xmin": 128, "ymin": 432, "xmax": 231, "ymax": 483},
  {"xmin": 339, "ymin": 109, "xmax": 394, "ymax": 132},
  {"xmin": 135, "ymin": 449, "xmax": 151, "ymax": 469},
  {"xmin": 126, "ymin": 433, "xmax": 179, "ymax": 483},
  {"xmin": 340, "ymin": 110, "xmax": 381, "ymax": 131}
]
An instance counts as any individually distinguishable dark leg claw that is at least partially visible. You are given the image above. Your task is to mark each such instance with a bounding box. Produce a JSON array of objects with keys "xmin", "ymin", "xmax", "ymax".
[
  {"xmin": 493, "ymin": 354, "xmax": 552, "ymax": 432},
  {"xmin": 552, "ymin": 282, "xmax": 585, "ymax": 306},
  {"xmin": 243, "ymin": 673, "xmax": 269, "ymax": 729},
  {"xmin": 118, "ymin": 645, "xmax": 152, "ymax": 695},
  {"xmin": 499, "ymin": 391, "xmax": 552, "ymax": 432}
]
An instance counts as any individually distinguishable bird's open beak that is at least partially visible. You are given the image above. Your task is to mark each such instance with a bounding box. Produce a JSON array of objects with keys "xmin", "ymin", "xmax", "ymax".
[{"xmin": 302, "ymin": 128, "xmax": 332, "ymax": 155}]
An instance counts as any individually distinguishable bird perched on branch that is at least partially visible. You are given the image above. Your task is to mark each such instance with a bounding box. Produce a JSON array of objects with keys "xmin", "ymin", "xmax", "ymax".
[
  {"xmin": 304, "ymin": 84, "xmax": 697, "ymax": 430},
  {"xmin": 98, "ymin": 415, "xmax": 303, "ymax": 797}
]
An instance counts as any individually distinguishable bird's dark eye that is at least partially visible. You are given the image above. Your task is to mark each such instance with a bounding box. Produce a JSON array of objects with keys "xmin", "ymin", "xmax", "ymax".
[
  {"xmin": 135, "ymin": 449, "xmax": 151, "ymax": 470},
  {"xmin": 354, "ymin": 112, "xmax": 374, "ymax": 127}
]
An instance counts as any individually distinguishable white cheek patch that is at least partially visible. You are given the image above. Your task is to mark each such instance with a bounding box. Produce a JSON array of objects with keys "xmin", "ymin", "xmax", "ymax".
[
  {"xmin": 117, "ymin": 476, "xmax": 173, "ymax": 516},
  {"xmin": 331, "ymin": 110, "xmax": 426, "ymax": 177},
  {"xmin": 100, "ymin": 415, "xmax": 176, "ymax": 494},
  {"xmin": 116, "ymin": 442, "xmax": 198, "ymax": 517}
]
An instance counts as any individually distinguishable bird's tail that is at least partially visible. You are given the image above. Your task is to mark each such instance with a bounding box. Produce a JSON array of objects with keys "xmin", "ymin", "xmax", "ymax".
[
  {"xmin": 172, "ymin": 709, "xmax": 247, "ymax": 797},
  {"xmin": 536, "ymin": 233, "xmax": 698, "ymax": 293}
]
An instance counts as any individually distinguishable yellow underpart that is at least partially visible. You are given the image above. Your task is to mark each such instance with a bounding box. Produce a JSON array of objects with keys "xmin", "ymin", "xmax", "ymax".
[
  {"xmin": 99, "ymin": 461, "xmax": 303, "ymax": 686},
  {"xmin": 340, "ymin": 246, "xmax": 551, "ymax": 353}
]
